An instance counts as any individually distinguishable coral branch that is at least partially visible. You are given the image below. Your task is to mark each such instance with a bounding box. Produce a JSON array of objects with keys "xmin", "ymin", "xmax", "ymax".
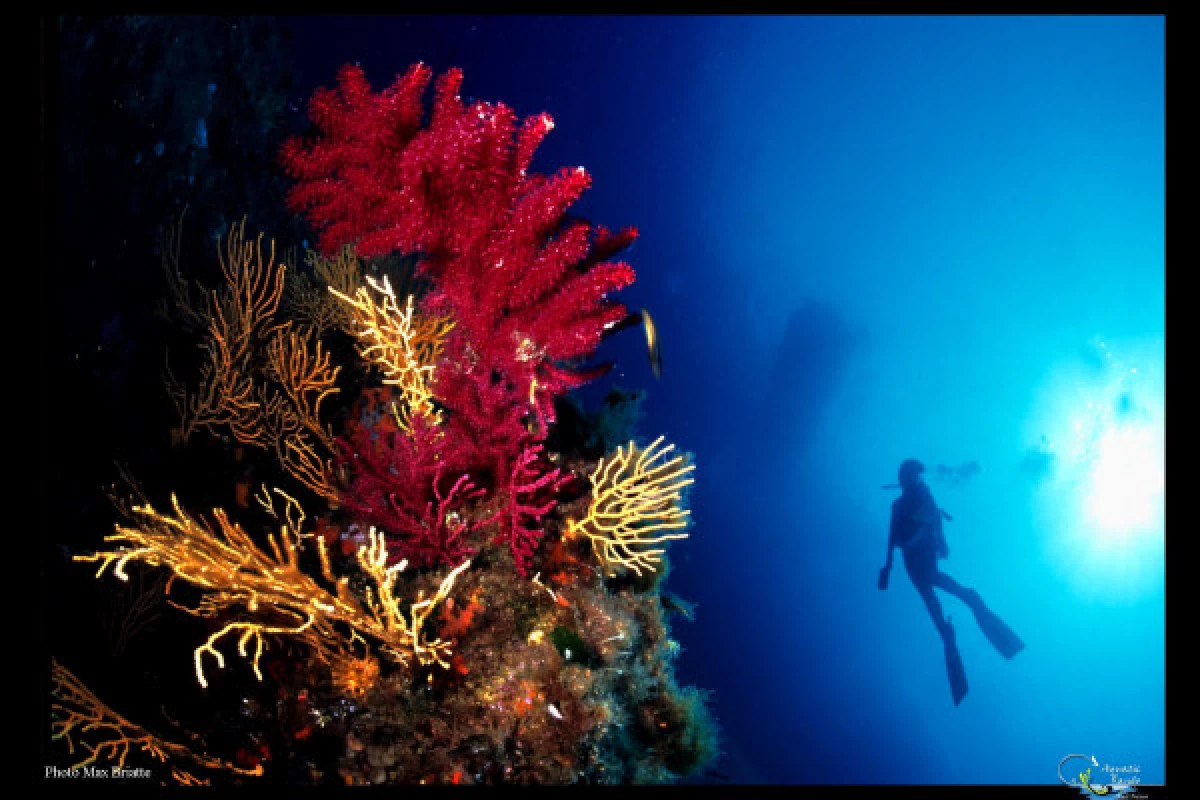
[
  {"xmin": 166, "ymin": 308, "xmax": 257, "ymax": 446},
  {"xmin": 330, "ymin": 274, "xmax": 453, "ymax": 425},
  {"xmin": 285, "ymin": 245, "xmax": 366, "ymax": 337},
  {"xmin": 336, "ymin": 414, "xmax": 500, "ymax": 569},
  {"xmin": 172, "ymin": 769, "xmax": 212, "ymax": 786},
  {"xmin": 164, "ymin": 222, "xmax": 342, "ymax": 502},
  {"xmin": 567, "ymin": 436, "xmax": 694, "ymax": 577},
  {"xmin": 50, "ymin": 659, "xmax": 260, "ymax": 777},
  {"xmin": 261, "ymin": 326, "xmax": 341, "ymax": 504},
  {"xmin": 498, "ymin": 442, "xmax": 573, "ymax": 577},
  {"xmin": 308, "ymin": 244, "xmax": 363, "ymax": 298},
  {"xmin": 166, "ymin": 219, "xmax": 287, "ymax": 444},
  {"xmin": 265, "ymin": 325, "xmax": 340, "ymax": 431},
  {"xmin": 158, "ymin": 206, "xmax": 211, "ymax": 334},
  {"xmin": 73, "ymin": 490, "xmax": 470, "ymax": 688},
  {"xmin": 215, "ymin": 217, "xmax": 288, "ymax": 352}
]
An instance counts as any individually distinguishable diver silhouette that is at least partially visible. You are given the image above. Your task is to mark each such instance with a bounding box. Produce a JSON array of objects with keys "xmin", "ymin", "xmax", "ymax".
[{"xmin": 879, "ymin": 459, "xmax": 1024, "ymax": 706}]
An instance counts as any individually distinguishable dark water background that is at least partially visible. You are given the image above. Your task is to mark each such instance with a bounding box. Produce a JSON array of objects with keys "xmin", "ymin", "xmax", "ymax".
[{"xmin": 45, "ymin": 15, "xmax": 1165, "ymax": 785}]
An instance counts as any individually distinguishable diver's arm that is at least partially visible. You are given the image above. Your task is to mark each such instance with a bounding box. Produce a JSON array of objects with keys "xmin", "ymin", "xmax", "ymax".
[
  {"xmin": 879, "ymin": 510, "xmax": 897, "ymax": 590},
  {"xmin": 883, "ymin": 509, "xmax": 897, "ymax": 570}
]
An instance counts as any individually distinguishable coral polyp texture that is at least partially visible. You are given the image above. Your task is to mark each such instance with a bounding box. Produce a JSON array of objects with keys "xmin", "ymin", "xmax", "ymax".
[{"xmin": 56, "ymin": 63, "xmax": 716, "ymax": 785}]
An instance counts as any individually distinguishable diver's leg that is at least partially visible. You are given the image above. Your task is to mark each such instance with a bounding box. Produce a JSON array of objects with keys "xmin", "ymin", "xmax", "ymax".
[
  {"xmin": 931, "ymin": 571, "xmax": 980, "ymax": 607},
  {"xmin": 915, "ymin": 582, "xmax": 950, "ymax": 637},
  {"xmin": 935, "ymin": 573, "xmax": 1024, "ymax": 658},
  {"xmin": 910, "ymin": 550, "xmax": 969, "ymax": 702},
  {"xmin": 905, "ymin": 545, "xmax": 949, "ymax": 635},
  {"xmin": 919, "ymin": 578, "xmax": 968, "ymax": 703}
]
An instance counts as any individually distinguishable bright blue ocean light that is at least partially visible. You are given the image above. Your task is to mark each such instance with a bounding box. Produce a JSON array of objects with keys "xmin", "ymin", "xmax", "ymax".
[
  {"xmin": 1029, "ymin": 336, "xmax": 1164, "ymax": 595},
  {"xmin": 1086, "ymin": 421, "xmax": 1163, "ymax": 538}
]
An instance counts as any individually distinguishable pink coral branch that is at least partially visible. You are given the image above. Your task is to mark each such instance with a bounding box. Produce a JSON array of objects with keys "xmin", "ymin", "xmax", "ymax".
[
  {"xmin": 497, "ymin": 443, "xmax": 573, "ymax": 577},
  {"xmin": 335, "ymin": 416, "xmax": 492, "ymax": 568}
]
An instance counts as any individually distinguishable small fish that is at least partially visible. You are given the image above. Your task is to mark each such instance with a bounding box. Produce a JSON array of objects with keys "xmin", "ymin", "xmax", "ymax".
[
  {"xmin": 641, "ymin": 309, "xmax": 662, "ymax": 380},
  {"xmin": 600, "ymin": 309, "xmax": 661, "ymax": 378}
]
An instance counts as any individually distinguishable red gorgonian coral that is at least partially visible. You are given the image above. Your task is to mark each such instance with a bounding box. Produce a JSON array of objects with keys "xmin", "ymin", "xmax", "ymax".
[
  {"xmin": 281, "ymin": 64, "xmax": 637, "ymax": 573},
  {"xmin": 335, "ymin": 409, "xmax": 498, "ymax": 569}
]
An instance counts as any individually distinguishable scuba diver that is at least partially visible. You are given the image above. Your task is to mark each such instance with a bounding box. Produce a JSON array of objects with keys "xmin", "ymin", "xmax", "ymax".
[{"xmin": 879, "ymin": 459, "xmax": 1024, "ymax": 705}]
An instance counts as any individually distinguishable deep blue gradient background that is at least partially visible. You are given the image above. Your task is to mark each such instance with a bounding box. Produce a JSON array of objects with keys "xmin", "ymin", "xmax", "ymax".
[{"xmin": 286, "ymin": 15, "xmax": 1165, "ymax": 784}]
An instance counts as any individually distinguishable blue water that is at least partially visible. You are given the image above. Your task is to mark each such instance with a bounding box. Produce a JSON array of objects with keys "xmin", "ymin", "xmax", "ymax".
[{"xmin": 292, "ymin": 15, "xmax": 1165, "ymax": 785}]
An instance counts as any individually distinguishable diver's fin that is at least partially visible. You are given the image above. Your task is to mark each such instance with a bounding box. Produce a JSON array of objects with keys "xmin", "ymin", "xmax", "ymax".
[
  {"xmin": 942, "ymin": 618, "xmax": 968, "ymax": 706},
  {"xmin": 965, "ymin": 592, "xmax": 1025, "ymax": 659}
]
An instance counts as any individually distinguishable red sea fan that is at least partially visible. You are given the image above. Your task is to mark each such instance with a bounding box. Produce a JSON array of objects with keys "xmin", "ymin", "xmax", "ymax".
[
  {"xmin": 334, "ymin": 412, "xmax": 498, "ymax": 568},
  {"xmin": 280, "ymin": 65, "xmax": 636, "ymax": 430},
  {"xmin": 279, "ymin": 63, "xmax": 434, "ymax": 259},
  {"xmin": 284, "ymin": 64, "xmax": 637, "ymax": 569}
]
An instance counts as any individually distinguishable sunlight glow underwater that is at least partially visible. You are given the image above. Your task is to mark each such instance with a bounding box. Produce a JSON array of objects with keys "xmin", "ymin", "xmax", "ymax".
[
  {"xmin": 1029, "ymin": 337, "xmax": 1164, "ymax": 596},
  {"xmin": 1085, "ymin": 422, "xmax": 1164, "ymax": 542}
]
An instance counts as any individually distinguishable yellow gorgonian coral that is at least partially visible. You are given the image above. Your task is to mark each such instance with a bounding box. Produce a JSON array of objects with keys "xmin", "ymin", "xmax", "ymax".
[
  {"xmin": 329, "ymin": 274, "xmax": 454, "ymax": 425},
  {"xmin": 566, "ymin": 435, "xmax": 695, "ymax": 577},
  {"xmin": 74, "ymin": 487, "xmax": 470, "ymax": 689}
]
